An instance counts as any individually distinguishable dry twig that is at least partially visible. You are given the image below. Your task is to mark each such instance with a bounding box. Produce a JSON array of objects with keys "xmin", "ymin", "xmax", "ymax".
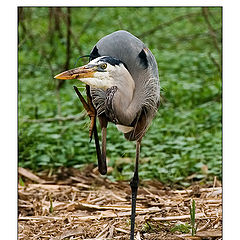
[
  {"xmin": 22, "ymin": 113, "xmax": 85, "ymax": 123},
  {"xmin": 138, "ymin": 12, "xmax": 200, "ymax": 38},
  {"xmin": 202, "ymin": 7, "xmax": 221, "ymax": 55},
  {"xmin": 18, "ymin": 167, "xmax": 46, "ymax": 184}
]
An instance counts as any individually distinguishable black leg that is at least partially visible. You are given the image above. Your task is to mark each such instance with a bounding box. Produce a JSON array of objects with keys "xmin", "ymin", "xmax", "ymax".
[
  {"xmin": 92, "ymin": 120, "xmax": 105, "ymax": 175},
  {"xmin": 94, "ymin": 125, "xmax": 107, "ymax": 175},
  {"xmin": 130, "ymin": 139, "xmax": 141, "ymax": 240},
  {"xmin": 100, "ymin": 127, "xmax": 107, "ymax": 171},
  {"xmin": 73, "ymin": 86, "xmax": 107, "ymax": 175}
]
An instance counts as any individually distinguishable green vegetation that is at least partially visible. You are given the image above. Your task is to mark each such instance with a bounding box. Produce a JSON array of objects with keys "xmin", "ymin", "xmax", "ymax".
[
  {"xmin": 18, "ymin": 7, "xmax": 222, "ymax": 185},
  {"xmin": 170, "ymin": 223, "xmax": 191, "ymax": 234},
  {"xmin": 19, "ymin": 177, "xmax": 25, "ymax": 187},
  {"xmin": 49, "ymin": 194, "xmax": 53, "ymax": 214},
  {"xmin": 190, "ymin": 199, "xmax": 197, "ymax": 236}
]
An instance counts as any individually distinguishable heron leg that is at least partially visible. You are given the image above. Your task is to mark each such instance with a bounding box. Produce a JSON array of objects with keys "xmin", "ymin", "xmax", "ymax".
[
  {"xmin": 73, "ymin": 86, "xmax": 96, "ymax": 141},
  {"xmin": 73, "ymin": 86, "xmax": 107, "ymax": 175},
  {"xmin": 130, "ymin": 139, "xmax": 141, "ymax": 240},
  {"xmin": 92, "ymin": 122, "xmax": 107, "ymax": 175},
  {"xmin": 97, "ymin": 115, "xmax": 108, "ymax": 175}
]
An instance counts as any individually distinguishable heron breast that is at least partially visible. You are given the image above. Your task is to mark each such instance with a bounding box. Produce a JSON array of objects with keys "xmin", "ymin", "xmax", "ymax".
[{"xmin": 105, "ymin": 86, "xmax": 118, "ymax": 123}]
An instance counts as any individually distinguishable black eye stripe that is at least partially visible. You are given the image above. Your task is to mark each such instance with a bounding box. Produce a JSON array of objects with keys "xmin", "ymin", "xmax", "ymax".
[
  {"xmin": 97, "ymin": 56, "xmax": 124, "ymax": 66},
  {"xmin": 96, "ymin": 57, "xmax": 129, "ymax": 72}
]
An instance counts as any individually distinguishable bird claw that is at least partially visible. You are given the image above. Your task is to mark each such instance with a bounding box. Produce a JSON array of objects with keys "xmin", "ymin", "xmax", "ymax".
[{"xmin": 73, "ymin": 86, "xmax": 96, "ymax": 142}]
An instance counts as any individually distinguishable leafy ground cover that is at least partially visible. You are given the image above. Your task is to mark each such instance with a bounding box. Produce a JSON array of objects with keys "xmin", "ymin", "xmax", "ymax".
[{"xmin": 18, "ymin": 7, "xmax": 222, "ymax": 185}]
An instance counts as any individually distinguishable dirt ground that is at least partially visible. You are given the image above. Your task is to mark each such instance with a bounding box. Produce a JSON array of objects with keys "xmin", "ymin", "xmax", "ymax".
[{"xmin": 18, "ymin": 166, "xmax": 222, "ymax": 240}]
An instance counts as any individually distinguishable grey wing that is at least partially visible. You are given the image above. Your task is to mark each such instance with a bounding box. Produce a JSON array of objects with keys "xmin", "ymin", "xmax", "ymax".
[{"xmin": 89, "ymin": 30, "xmax": 160, "ymax": 140}]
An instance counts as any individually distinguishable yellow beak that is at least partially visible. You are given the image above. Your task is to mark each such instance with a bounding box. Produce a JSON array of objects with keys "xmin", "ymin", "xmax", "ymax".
[{"xmin": 54, "ymin": 65, "xmax": 96, "ymax": 80}]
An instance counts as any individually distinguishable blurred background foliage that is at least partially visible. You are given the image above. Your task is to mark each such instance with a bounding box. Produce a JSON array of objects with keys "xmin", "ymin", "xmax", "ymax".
[{"xmin": 18, "ymin": 7, "xmax": 222, "ymax": 186}]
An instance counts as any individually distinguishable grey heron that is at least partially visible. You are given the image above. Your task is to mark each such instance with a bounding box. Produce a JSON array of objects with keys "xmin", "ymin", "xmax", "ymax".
[{"xmin": 55, "ymin": 30, "xmax": 160, "ymax": 240}]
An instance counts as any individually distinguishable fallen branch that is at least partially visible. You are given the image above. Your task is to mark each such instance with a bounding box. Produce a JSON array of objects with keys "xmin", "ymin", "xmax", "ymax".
[
  {"xmin": 19, "ymin": 216, "xmax": 63, "ymax": 221},
  {"xmin": 178, "ymin": 229, "xmax": 222, "ymax": 238},
  {"xmin": 152, "ymin": 212, "xmax": 217, "ymax": 221},
  {"xmin": 27, "ymin": 183, "xmax": 80, "ymax": 192},
  {"xmin": 115, "ymin": 227, "xmax": 129, "ymax": 234},
  {"xmin": 19, "ymin": 208, "xmax": 159, "ymax": 222},
  {"xmin": 73, "ymin": 202, "xmax": 140, "ymax": 211},
  {"xmin": 21, "ymin": 113, "xmax": 85, "ymax": 123},
  {"xmin": 18, "ymin": 167, "xmax": 46, "ymax": 184},
  {"xmin": 170, "ymin": 187, "xmax": 222, "ymax": 194}
]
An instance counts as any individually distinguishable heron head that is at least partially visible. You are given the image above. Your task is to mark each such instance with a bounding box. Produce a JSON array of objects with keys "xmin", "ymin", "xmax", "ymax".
[{"xmin": 54, "ymin": 56, "xmax": 129, "ymax": 90}]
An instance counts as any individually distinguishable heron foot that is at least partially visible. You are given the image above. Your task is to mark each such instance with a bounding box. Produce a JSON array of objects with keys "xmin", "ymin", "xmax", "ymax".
[{"xmin": 73, "ymin": 86, "xmax": 96, "ymax": 142}]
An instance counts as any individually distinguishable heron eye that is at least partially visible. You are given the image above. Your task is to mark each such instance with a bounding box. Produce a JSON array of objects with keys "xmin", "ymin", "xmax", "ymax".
[{"xmin": 100, "ymin": 63, "xmax": 107, "ymax": 70}]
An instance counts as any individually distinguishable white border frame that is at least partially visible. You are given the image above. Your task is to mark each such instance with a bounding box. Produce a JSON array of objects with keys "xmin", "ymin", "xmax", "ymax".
[{"xmin": 2, "ymin": 1, "xmax": 240, "ymax": 239}]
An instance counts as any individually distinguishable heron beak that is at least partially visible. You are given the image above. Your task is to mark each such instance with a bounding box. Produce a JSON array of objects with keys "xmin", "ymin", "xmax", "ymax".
[{"xmin": 54, "ymin": 65, "xmax": 97, "ymax": 80}]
